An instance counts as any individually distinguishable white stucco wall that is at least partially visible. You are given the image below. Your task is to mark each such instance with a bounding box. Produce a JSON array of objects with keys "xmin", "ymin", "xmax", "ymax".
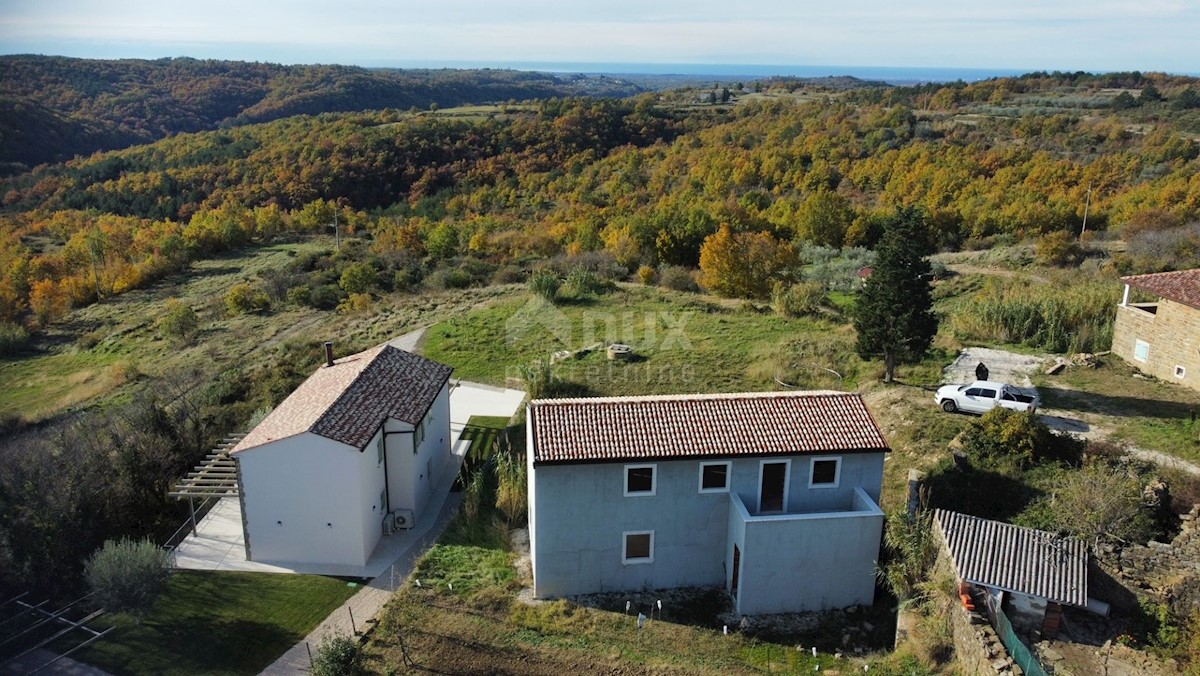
[
  {"xmin": 385, "ymin": 383, "xmax": 451, "ymax": 527},
  {"xmin": 237, "ymin": 431, "xmax": 386, "ymax": 567}
]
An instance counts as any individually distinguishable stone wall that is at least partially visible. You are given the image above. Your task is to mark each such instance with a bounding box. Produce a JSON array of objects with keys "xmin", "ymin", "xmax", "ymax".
[
  {"xmin": 1109, "ymin": 505, "xmax": 1200, "ymax": 613},
  {"xmin": 1112, "ymin": 298, "xmax": 1200, "ymax": 393},
  {"xmin": 933, "ymin": 542, "xmax": 1018, "ymax": 674}
]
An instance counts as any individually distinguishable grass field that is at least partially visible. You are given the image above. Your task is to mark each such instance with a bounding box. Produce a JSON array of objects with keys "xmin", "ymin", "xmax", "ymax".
[
  {"xmin": 367, "ymin": 480, "xmax": 926, "ymax": 675},
  {"xmin": 1035, "ymin": 359, "xmax": 1200, "ymax": 462},
  {"xmin": 74, "ymin": 571, "xmax": 360, "ymax": 676},
  {"xmin": 423, "ymin": 285, "xmax": 858, "ymax": 398},
  {"xmin": 0, "ymin": 239, "xmax": 524, "ymax": 421}
]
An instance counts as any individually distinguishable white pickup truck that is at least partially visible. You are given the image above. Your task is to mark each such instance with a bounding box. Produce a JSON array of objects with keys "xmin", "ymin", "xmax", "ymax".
[{"xmin": 934, "ymin": 380, "xmax": 1040, "ymax": 414}]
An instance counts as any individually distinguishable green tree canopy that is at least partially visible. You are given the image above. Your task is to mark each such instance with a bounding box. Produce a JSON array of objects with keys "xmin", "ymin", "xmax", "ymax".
[{"xmin": 852, "ymin": 207, "xmax": 939, "ymax": 382}]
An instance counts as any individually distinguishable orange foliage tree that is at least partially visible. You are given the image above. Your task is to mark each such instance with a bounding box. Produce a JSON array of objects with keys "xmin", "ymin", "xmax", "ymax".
[{"xmin": 699, "ymin": 224, "xmax": 798, "ymax": 299}]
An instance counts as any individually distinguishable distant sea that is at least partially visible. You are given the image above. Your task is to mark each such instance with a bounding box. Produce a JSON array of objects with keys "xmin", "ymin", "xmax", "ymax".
[{"xmin": 364, "ymin": 60, "xmax": 1031, "ymax": 85}]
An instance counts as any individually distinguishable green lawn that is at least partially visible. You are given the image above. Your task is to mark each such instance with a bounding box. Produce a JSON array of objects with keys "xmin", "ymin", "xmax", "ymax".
[
  {"xmin": 423, "ymin": 286, "xmax": 854, "ymax": 398},
  {"xmin": 75, "ymin": 571, "xmax": 360, "ymax": 675},
  {"xmin": 1033, "ymin": 359, "xmax": 1200, "ymax": 462}
]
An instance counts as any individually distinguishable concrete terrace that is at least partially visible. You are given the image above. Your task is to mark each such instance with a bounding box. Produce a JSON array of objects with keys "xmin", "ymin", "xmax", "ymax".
[{"xmin": 171, "ymin": 379, "xmax": 526, "ymax": 578}]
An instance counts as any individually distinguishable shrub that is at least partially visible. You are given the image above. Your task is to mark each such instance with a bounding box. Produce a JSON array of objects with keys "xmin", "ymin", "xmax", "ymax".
[
  {"xmin": 311, "ymin": 633, "xmax": 365, "ymax": 676},
  {"xmin": 658, "ymin": 265, "xmax": 698, "ymax": 292},
  {"xmin": 491, "ymin": 265, "xmax": 526, "ymax": 285},
  {"xmin": 308, "ymin": 284, "xmax": 343, "ymax": 310},
  {"xmin": 959, "ymin": 408, "xmax": 1084, "ymax": 471},
  {"xmin": 878, "ymin": 509, "xmax": 938, "ymax": 608},
  {"xmin": 285, "ymin": 285, "xmax": 311, "ymax": 306},
  {"xmin": 1121, "ymin": 222, "xmax": 1200, "ymax": 274},
  {"xmin": 0, "ymin": 321, "xmax": 30, "ymax": 356},
  {"xmin": 84, "ymin": 538, "xmax": 171, "ymax": 621},
  {"xmin": 1052, "ymin": 464, "xmax": 1158, "ymax": 546},
  {"xmin": 1035, "ymin": 230, "xmax": 1084, "ymax": 266},
  {"xmin": 158, "ymin": 299, "xmax": 199, "ymax": 342},
  {"xmin": 561, "ymin": 266, "xmax": 605, "ymax": 298},
  {"xmin": 225, "ymin": 283, "xmax": 270, "ymax": 315},
  {"xmin": 519, "ymin": 360, "xmax": 556, "ymax": 399},
  {"xmin": 637, "ymin": 265, "xmax": 657, "ymax": 285},
  {"xmin": 336, "ymin": 292, "xmax": 373, "ymax": 315},
  {"xmin": 338, "ymin": 262, "xmax": 380, "ymax": 294},
  {"xmin": 528, "ymin": 270, "xmax": 560, "ymax": 302},
  {"xmin": 29, "ymin": 278, "xmax": 69, "ymax": 326},
  {"xmin": 426, "ymin": 267, "xmax": 473, "ymax": 290},
  {"xmin": 771, "ymin": 281, "xmax": 826, "ymax": 317},
  {"xmin": 495, "ymin": 446, "xmax": 527, "ymax": 524},
  {"xmin": 462, "ymin": 470, "xmax": 486, "ymax": 522},
  {"xmin": 392, "ymin": 265, "xmax": 423, "ymax": 292}
]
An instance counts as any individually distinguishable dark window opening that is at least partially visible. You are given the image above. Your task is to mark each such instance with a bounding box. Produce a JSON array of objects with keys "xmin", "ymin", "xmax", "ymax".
[
  {"xmin": 811, "ymin": 459, "xmax": 838, "ymax": 485},
  {"xmin": 701, "ymin": 464, "xmax": 728, "ymax": 490}
]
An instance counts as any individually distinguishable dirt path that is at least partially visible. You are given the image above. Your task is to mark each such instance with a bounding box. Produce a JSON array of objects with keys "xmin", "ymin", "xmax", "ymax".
[
  {"xmin": 943, "ymin": 346, "xmax": 1048, "ymax": 387},
  {"xmin": 949, "ymin": 347, "xmax": 1200, "ymax": 477}
]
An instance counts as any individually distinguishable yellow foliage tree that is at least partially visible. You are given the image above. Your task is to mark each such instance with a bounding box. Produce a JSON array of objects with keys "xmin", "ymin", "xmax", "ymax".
[
  {"xmin": 29, "ymin": 278, "xmax": 69, "ymax": 326},
  {"xmin": 699, "ymin": 224, "xmax": 798, "ymax": 299}
]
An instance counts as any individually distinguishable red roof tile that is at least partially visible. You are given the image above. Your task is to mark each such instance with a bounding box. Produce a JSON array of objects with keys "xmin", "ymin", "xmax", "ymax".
[
  {"xmin": 1122, "ymin": 268, "xmax": 1200, "ymax": 310},
  {"xmin": 529, "ymin": 391, "xmax": 889, "ymax": 464},
  {"xmin": 231, "ymin": 345, "xmax": 452, "ymax": 453}
]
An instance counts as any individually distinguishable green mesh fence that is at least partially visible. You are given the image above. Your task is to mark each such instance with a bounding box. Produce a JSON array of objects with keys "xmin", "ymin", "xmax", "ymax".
[{"xmin": 993, "ymin": 605, "xmax": 1049, "ymax": 676}]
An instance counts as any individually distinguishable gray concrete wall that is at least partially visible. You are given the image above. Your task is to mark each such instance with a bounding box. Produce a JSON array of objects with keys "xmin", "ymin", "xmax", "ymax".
[
  {"xmin": 530, "ymin": 452, "xmax": 886, "ymax": 606},
  {"xmin": 731, "ymin": 489, "xmax": 884, "ymax": 614}
]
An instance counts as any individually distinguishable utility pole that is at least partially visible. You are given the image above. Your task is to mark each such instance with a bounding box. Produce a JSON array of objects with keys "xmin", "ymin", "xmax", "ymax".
[
  {"xmin": 328, "ymin": 211, "xmax": 340, "ymax": 250},
  {"xmin": 1080, "ymin": 182, "xmax": 1092, "ymax": 240}
]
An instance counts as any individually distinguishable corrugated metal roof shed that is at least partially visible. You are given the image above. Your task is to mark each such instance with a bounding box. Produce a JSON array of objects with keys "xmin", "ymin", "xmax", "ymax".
[{"xmin": 934, "ymin": 509, "xmax": 1088, "ymax": 607}]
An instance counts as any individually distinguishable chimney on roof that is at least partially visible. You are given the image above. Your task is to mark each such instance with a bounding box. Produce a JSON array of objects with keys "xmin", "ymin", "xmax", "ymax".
[{"xmin": 324, "ymin": 341, "xmax": 334, "ymax": 367}]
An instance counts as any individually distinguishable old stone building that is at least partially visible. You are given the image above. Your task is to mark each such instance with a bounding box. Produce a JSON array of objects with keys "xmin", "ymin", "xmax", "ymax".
[{"xmin": 1113, "ymin": 268, "xmax": 1200, "ymax": 393}]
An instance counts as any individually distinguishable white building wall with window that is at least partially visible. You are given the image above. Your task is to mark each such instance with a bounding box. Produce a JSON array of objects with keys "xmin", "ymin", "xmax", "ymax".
[{"xmin": 527, "ymin": 453, "xmax": 885, "ymax": 600}]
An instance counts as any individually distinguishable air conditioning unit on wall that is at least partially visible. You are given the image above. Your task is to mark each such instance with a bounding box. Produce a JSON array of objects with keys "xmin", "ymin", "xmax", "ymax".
[
  {"xmin": 381, "ymin": 514, "xmax": 396, "ymax": 535},
  {"xmin": 392, "ymin": 509, "xmax": 416, "ymax": 530}
]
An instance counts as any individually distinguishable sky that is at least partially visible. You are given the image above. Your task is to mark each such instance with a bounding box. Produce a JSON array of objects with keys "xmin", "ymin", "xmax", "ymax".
[{"xmin": 0, "ymin": 0, "xmax": 1197, "ymax": 75}]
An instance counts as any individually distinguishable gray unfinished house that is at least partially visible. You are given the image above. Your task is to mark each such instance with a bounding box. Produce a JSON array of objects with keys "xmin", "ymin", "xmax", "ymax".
[{"xmin": 526, "ymin": 391, "xmax": 889, "ymax": 615}]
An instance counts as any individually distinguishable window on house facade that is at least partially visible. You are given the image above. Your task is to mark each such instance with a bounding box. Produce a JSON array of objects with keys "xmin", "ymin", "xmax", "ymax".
[
  {"xmin": 1134, "ymin": 339, "xmax": 1150, "ymax": 363},
  {"xmin": 1176, "ymin": 365, "xmax": 1187, "ymax": 379},
  {"xmin": 624, "ymin": 464, "xmax": 656, "ymax": 496},
  {"xmin": 377, "ymin": 436, "xmax": 384, "ymax": 465},
  {"xmin": 414, "ymin": 418, "xmax": 426, "ymax": 450},
  {"xmin": 809, "ymin": 457, "xmax": 841, "ymax": 488},
  {"xmin": 379, "ymin": 489, "xmax": 386, "ymax": 512},
  {"xmin": 623, "ymin": 531, "xmax": 654, "ymax": 564},
  {"xmin": 699, "ymin": 461, "xmax": 731, "ymax": 493}
]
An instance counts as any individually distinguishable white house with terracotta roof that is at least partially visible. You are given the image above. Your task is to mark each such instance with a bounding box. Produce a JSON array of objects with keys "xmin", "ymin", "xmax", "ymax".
[
  {"xmin": 526, "ymin": 390, "xmax": 889, "ymax": 615},
  {"xmin": 1114, "ymin": 268, "xmax": 1200, "ymax": 392},
  {"xmin": 229, "ymin": 343, "xmax": 453, "ymax": 568}
]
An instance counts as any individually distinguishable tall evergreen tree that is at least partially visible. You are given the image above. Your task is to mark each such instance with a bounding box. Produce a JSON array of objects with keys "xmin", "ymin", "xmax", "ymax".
[{"xmin": 853, "ymin": 207, "xmax": 939, "ymax": 383}]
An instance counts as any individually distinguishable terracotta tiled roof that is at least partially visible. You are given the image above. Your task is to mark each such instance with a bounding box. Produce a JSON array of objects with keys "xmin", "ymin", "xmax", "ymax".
[
  {"xmin": 231, "ymin": 345, "xmax": 452, "ymax": 453},
  {"xmin": 529, "ymin": 391, "xmax": 889, "ymax": 464},
  {"xmin": 934, "ymin": 509, "xmax": 1088, "ymax": 607},
  {"xmin": 1122, "ymin": 268, "xmax": 1200, "ymax": 310}
]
